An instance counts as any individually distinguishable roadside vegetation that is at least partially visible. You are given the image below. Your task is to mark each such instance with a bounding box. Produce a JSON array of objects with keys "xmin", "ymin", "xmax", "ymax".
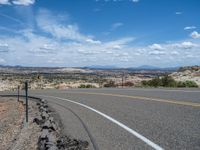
[
  {"xmin": 141, "ymin": 75, "xmax": 198, "ymax": 88},
  {"xmin": 78, "ymin": 84, "xmax": 96, "ymax": 88}
]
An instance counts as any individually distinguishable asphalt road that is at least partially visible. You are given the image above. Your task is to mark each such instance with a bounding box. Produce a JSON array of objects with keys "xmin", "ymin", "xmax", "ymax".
[{"xmin": 4, "ymin": 88, "xmax": 200, "ymax": 150}]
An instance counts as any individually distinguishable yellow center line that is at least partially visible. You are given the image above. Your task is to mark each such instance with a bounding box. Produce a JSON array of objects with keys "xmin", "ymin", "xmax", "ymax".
[{"xmin": 67, "ymin": 91, "xmax": 200, "ymax": 107}]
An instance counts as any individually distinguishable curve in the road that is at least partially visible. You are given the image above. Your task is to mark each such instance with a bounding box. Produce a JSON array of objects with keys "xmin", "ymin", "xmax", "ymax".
[
  {"xmin": 49, "ymin": 101, "xmax": 99, "ymax": 150},
  {"xmin": 39, "ymin": 95, "xmax": 164, "ymax": 150}
]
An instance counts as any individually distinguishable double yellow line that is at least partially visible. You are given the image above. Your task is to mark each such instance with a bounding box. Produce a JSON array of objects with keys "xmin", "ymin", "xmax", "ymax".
[{"xmin": 67, "ymin": 91, "xmax": 200, "ymax": 107}]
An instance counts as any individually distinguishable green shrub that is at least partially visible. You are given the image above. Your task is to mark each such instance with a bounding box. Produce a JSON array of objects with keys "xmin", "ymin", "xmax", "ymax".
[
  {"xmin": 141, "ymin": 75, "xmax": 198, "ymax": 88},
  {"xmin": 104, "ymin": 81, "xmax": 116, "ymax": 87},
  {"xmin": 177, "ymin": 81, "xmax": 186, "ymax": 87},
  {"xmin": 79, "ymin": 84, "xmax": 96, "ymax": 88},
  {"xmin": 141, "ymin": 80, "xmax": 148, "ymax": 86},
  {"xmin": 161, "ymin": 75, "xmax": 176, "ymax": 87},
  {"xmin": 79, "ymin": 84, "xmax": 86, "ymax": 88},
  {"xmin": 185, "ymin": 80, "xmax": 198, "ymax": 87},
  {"xmin": 149, "ymin": 77, "xmax": 162, "ymax": 87}
]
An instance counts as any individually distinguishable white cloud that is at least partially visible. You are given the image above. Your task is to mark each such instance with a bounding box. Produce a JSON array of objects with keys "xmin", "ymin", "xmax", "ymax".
[
  {"xmin": 171, "ymin": 51, "xmax": 179, "ymax": 55},
  {"xmin": 12, "ymin": 0, "xmax": 35, "ymax": 5},
  {"xmin": 104, "ymin": 37, "xmax": 134, "ymax": 50},
  {"xmin": 0, "ymin": 58, "xmax": 6, "ymax": 64},
  {"xmin": 190, "ymin": 31, "xmax": 200, "ymax": 39},
  {"xmin": 0, "ymin": 0, "xmax": 35, "ymax": 5},
  {"xmin": 149, "ymin": 43, "xmax": 163, "ymax": 50},
  {"xmin": 111, "ymin": 22, "xmax": 124, "ymax": 30},
  {"xmin": 36, "ymin": 9, "xmax": 91, "ymax": 42},
  {"xmin": 97, "ymin": 0, "xmax": 140, "ymax": 2},
  {"xmin": 0, "ymin": 43, "xmax": 9, "ymax": 52},
  {"xmin": 175, "ymin": 12, "xmax": 183, "ymax": 15},
  {"xmin": 0, "ymin": 8, "xmax": 200, "ymax": 67},
  {"xmin": 0, "ymin": 0, "xmax": 10, "ymax": 5},
  {"xmin": 131, "ymin": 0, "xmax": 139, "ymax": 2},
  {"xmin": 179, "ymin": 41, "xmax": 197, "ymax": 49},
  {"xmin": 149, "ymin": 50, "xmax": 166, "ymax": 55},
  {"xmin": 86, "ymin": 39, "xmax": 101, "ymax": 44},
  {"xmin": 184, "ymin": 26, "xmax": 196, "ymax": 30}
]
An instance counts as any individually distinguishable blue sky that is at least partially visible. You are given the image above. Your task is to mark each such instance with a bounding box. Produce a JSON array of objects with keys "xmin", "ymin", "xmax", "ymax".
[{"xmin": 0, "ymin": 0, "xmax": 200, "ymax": 67}]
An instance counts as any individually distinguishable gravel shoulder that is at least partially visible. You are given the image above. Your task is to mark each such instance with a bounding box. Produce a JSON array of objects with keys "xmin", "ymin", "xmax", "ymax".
[
  {"xmin": 0, "ymin": 97, "xmax": 41, "ymax": 150},
  {"xmin": 0, "ymin": 96, "xmax": 90, "ymax": 150}
]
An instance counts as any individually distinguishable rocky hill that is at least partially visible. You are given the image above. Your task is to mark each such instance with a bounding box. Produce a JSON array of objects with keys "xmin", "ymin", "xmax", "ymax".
[{"xmin": 171, "ymin": 66, "xmax": 200, "ymax": 86}]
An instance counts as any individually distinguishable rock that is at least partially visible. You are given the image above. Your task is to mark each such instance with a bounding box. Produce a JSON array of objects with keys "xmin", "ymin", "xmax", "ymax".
[
  {"xmin": 33, "ymin": 118, "xmax": 41, "ymax": 125},
  {"xmin": 42, "ymin": 120, "xmax": 51, "ymax": 129},
  {"xmin": 47, "ymin": 145, "xmax": 58, "ymax": 150},
  {"xmin": 49, "ymin": 117, "xmax": 54, "ymax": 122},
  {"xmin": 41, "ymin": 112, "xmax": 49, "ymax": 120},
  {"xmin": 47, "ymin": 133, "xmax": 57, "ymax": 143},
  {"xmin": 40, "ymin": 129, "xmax": 49, "ymax": 139}
]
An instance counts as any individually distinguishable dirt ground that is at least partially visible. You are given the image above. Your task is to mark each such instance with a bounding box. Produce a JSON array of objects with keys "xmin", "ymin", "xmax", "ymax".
[{"xmin": 0, "ymin": 97, "xmax": 40, "ymax": 150}]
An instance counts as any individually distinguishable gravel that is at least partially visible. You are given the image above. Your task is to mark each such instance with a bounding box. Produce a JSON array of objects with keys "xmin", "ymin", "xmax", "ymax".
[{"xmin": 0, "ymin": 97, "xmax": 41, "ymax": 150}]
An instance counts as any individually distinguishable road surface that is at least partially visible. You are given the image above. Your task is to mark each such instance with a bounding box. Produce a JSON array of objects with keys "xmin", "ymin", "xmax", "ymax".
[{"xmin": 4, "ymin": 88, "xmax": 200, "ymax": 150}]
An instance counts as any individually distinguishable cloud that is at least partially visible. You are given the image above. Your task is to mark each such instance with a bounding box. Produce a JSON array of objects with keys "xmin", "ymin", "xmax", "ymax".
[
  {"xmin": 149, "ymin": 50, "xmax": 166, "ymax": 55},
  {"xmin": 175, "ymin": 12, "xmax": 183, "ymax": 15},
  {"xmin": 131, "ymin": 0, "xmax": 139, "ymax": 2},
  {"xmin": 86, "ymin": 39, "xmax": 101, "ymax": 44},
  {"xmin": 104, "ymin": 37, "xmax": 134, "ymax": 50},
  {"xmin": 95, "ymin": 0, "xmax": 140, "ymax": 3},
  {"xmin": 0, "ymin": 43, "xmax": 9, "ymax": 52},
  {"xmin": 0, "ymin": 8, "xmax": 200, "ymax": 67},
  {"xmin": 111, "ymin": 22, "xmax": 124, "ymax": 30},
  {"xmin": 178, "ymin": 41, "xmax": 197, "ymax": 49},
  {"xmin": 149, "ymin": 43, "xmax": 164, "ymax": 50},
  {"xmin": 184, "ymin": 26, "xmax": 196, "ymax": 30},
  {"xmin": 12, "ymin": 0, "xmax": 35, "ymax": 5},
  {"xmin": 171, "ymin": 51, "xmax": 179, "ymax": 55},
  {"xmin": 36, "ymin": 9, "xmax": 91, "ymax": 42},
  {"xmin": 0, "ymin": 13, "xmax": 24, "ymax": 24},
  {"xmin": 0, "ymin": 58, "xmax": 6, "ymax": 64},
  {"xmin": 29, "ymin": 44, "xmax": 57, "ymax": 54},
  {"xmin": 0, "ymin": 0, "xmax": 10, "ymax": 5},
  {"xmin": 0, "ymin": 0, "xmax": 35, "ymax": 5},
  {"xmin": 190, "ymin": 31, "xmax": 200, "ymax": 39}
]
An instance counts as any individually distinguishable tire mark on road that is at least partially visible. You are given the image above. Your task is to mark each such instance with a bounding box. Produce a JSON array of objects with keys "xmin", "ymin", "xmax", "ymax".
[{"xmin": 48, "ymin": 100, "xmax": 99, "ymax": 150}]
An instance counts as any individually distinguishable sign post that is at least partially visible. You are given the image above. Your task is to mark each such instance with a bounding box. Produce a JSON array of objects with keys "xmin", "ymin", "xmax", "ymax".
[
  {"xmin": 17, "ymin": 85, "xmax": 20, "ymax": 102},
  {"xmin": 25, "ymin": 81, "xmax": 28, "ymax": 123}
]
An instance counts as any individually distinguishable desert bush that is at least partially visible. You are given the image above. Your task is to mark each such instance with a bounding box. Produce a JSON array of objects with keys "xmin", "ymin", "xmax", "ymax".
[
  {"xmin": 177, "ymin": 81, "xmax": 186, "ymax": 87},
  {"xmin": 104, "ymin": 80, "xmax": 116, "ymax": 87},
  {"xmin": 141, "ymin": 80, "xmax": 148, "ymax": 86},
  {"xmin": 79, "ymin": 84, "xmax": 96, "ymax": 88},
  {"xmin": 184, "ymin": 80, "xmax": 198, "ymax": 87},
  {"xmin": 124, "ymin": 81, "xmax": 134, "ymax": 87},
  {"xmin": 161, "ymin": 75, "xmax": 177, "ymax": 87},
  {"xmin": 141, "ymin": 76, "xmax": 198, "ymax": 88},
  {"xmin": 149, "ymin": 77, "xmax": 162, "ymax": 87}
]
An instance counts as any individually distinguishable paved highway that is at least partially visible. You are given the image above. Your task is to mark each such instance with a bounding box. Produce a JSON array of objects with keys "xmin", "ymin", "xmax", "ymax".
[{"xmin": 7, "ymin": 88, "xmax": 200, "ymax": 149}]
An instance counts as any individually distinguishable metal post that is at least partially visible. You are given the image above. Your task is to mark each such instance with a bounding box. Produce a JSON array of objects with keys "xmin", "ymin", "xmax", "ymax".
[
  {"xmin": 25, "ymin": 81, "xmax": 28, "ymax": 123},
  {"xmin": 122, "ymin": 73, "xmax": 124, "ymax": 88},
  {"xmin": 122, "ymin": 76, "xmax": 123, "ymax": 88},
  {"xmin": 17, "ymin": 86, "xmax": 19, "ymax": 102}
]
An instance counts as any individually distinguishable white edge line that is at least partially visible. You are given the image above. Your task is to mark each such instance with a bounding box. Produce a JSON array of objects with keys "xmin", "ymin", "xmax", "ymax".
[{"xmin": 39, "ymin": 95, "xmax": 164, "ymax": 150}]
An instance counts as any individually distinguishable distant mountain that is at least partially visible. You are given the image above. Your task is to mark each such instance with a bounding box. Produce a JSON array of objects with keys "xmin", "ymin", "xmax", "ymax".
[
  {"xmin": 136, "ymin": 65, "xmax": 161, "ymax": 70},
  {"xmin": 128, "ymin": 65, "xmax": 179, "ymax": 71},
  {"xmin": 84, "ymin": 65, "xmax": 118, "ymax": 69},
  {"xmin": 0, "ymin": 64, "xmax": 179, "ymax": 71}
]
